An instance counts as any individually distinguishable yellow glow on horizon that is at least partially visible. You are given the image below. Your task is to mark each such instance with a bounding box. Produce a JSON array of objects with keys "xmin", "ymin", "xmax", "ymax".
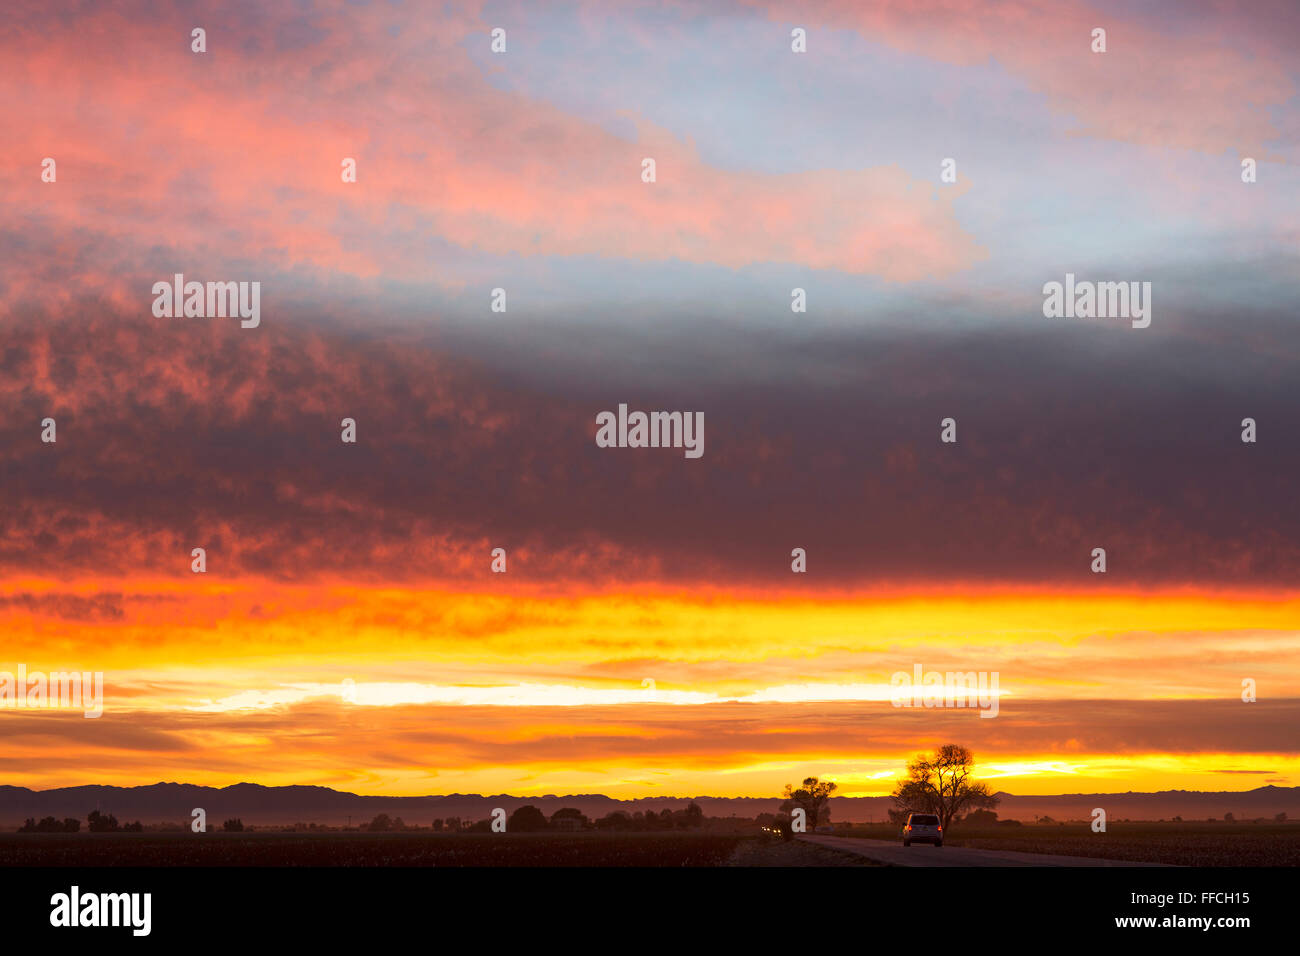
[{"xmin": 1, "ymin": 576, "xmax": 1296, "ymax": 796}]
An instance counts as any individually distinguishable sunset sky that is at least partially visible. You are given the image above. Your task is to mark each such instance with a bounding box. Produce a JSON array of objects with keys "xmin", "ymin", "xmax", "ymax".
[{"xmin": 1, "ymin": 0, "xmax": 1298, "ymax": 800}]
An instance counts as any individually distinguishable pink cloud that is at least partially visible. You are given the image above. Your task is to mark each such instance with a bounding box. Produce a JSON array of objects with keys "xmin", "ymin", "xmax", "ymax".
[
  {"xmin": 0, "ymin": 0, "xmax": 984, "ymax": 302},
  {"xmin": 745, "ymin": 0, "xmax": 1295, "ymax": 158}
]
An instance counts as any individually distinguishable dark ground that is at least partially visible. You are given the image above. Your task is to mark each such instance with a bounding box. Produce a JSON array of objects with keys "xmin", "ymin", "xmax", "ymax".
[
  {"xmin": 0, "ymin": 831, "xmax": 835, "ymax": 867},
  {"xmin": 4, "ymin": 821, "xmax": 1293, "ymax": 866}
]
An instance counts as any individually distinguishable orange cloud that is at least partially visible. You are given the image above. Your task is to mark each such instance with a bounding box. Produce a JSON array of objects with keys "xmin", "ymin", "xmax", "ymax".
[{"xmin": 2, "ymin": 696, "xmax": 1296, "ymax": 796}]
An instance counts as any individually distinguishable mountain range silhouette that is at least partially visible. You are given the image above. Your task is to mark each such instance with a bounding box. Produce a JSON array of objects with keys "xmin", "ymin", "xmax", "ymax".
[{"xmin": 2, "ymin": 782, "xmax": 1295, "ymax": 826}]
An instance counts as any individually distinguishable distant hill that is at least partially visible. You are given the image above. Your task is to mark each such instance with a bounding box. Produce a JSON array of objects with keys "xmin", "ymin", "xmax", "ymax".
[{"xmin": 1, "ymin": 782, "xmax": 1296, "ymax": 827}]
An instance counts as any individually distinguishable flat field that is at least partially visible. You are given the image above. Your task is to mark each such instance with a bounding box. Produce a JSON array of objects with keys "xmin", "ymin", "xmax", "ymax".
[
  {"xmin": 0, "ymin": 831, "xmax": 763, "ymax": 867},
  {"xmin": 3, "ymin": 822, "xmax": 1294, "ymax": 866}
]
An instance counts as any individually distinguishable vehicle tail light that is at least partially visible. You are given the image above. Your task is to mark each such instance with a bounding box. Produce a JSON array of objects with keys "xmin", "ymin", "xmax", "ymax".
[
  {"xmin": 904, "ymin": 826, "xmax": 911, "ymax": 831},
  {"xmin": 937, "ymin": 826, "xmax": 942, "ymax": 831}
]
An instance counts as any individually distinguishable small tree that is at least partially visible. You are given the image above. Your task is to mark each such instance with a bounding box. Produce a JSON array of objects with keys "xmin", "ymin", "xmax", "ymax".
[
  {"xmin": 682, "ymin": 802, "xmax": 704, "ymax": 828},
  {"xmin": 549, "ymin": 807, "xmax": 587, "ymax": 829},
  {"xmin": 222, "ymin": 818, "xmax": 245, "ymax": 832},
  {"xmin": 508, "ymin": 805, "xmax": 548, "ymax": 832},
  {"xmin": 367, "ymin": 813, "xmax": 392, "ymax": 832},
  {"xmin": 87, "ymin": 810, "xmax": 120, "ymax": 832},
  {"xmin": 780, "ymin": 777, "xmax": 837, "ymax": 829}
]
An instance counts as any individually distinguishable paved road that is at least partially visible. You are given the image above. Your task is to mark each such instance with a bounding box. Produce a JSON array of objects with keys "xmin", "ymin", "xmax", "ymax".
[{"xmin": 800, "ymin": 835, "xmax": 1169, "ymax": 867}]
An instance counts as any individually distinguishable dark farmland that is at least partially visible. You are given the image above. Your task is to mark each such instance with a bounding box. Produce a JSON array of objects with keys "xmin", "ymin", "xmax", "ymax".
[
  {"xmin": 3, "ymin": 822, "xmax": 1297, "ymax": 867},
  {"xmin": 0, "ymin": 831, "xmax": 757, "ymax": 867}
]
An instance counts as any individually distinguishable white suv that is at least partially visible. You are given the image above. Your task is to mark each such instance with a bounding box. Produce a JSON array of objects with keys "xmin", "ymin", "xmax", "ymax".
[{"xmin": 902, "ymin": 812, "xmax": 943, "ymax": 847}]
